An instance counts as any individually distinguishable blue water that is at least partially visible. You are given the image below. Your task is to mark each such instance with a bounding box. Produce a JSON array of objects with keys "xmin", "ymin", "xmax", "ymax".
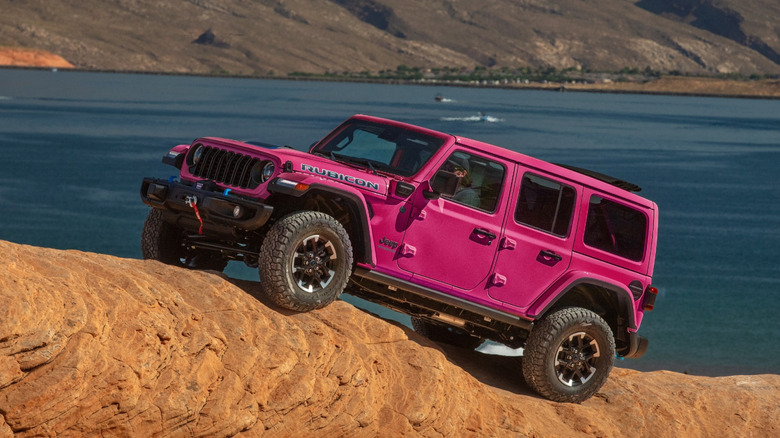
[{"xmin": 1, "ymin": 68, "xmax": 778, "ymax": 376}]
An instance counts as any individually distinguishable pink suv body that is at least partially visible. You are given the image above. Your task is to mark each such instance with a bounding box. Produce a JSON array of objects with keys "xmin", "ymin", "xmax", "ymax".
[{"xmin": 141, "ymin": 114, "xmax": 659, "ymax": 402}]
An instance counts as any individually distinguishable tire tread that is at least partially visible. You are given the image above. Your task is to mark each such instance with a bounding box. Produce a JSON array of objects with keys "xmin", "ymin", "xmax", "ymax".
[
  {"xmin": 258, "ymin": 211, "xmax": 353, "ymax": 312},
  {"xmin": 522, "ymin": 307, "xmax": 615, "ymax": 403}
]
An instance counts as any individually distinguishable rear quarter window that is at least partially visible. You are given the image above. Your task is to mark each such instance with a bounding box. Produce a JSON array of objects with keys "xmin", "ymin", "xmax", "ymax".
[{"xmin": 584, "ymin": 196, "xmax": 647, "ymax": 261}]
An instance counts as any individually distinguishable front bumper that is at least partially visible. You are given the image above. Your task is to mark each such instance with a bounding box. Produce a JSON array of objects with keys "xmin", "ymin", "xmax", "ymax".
[{"xmin": 140, "ymin": 177, "xmax": 273, "ymax": 232}]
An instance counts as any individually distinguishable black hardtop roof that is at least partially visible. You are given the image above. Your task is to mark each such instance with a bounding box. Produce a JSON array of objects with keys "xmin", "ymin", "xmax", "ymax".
[{"xmin": 553, "ymin": 163, "xmax": 642, "ymax": 192}]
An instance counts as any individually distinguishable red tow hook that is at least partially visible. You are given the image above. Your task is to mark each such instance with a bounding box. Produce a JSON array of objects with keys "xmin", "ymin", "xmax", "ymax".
[{"xmin": 185, "ymin": 195, "xmax": 204, "ymax": 235}]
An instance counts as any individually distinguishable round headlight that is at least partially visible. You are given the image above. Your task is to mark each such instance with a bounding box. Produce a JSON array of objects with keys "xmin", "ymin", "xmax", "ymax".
[
  {"xmin": 261, "ymin": 161, "xmax": 275, "ymax": 181},
  {"xmin": 251, "ymin": 160, "xmax": 275, "ymax": 185},
  {"xmin": 187, "ymin": 144, "xmax": 204, "ymax": 167}
]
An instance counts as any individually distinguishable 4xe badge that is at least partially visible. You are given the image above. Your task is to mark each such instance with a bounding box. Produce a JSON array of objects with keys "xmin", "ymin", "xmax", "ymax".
[{"xmin": 378, "ymin": 237, "xmax": 398, "ymax": 251}]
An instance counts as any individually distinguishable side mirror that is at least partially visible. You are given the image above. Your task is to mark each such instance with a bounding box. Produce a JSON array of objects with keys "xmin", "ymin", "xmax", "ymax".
[{"xmin": 425, "ymin": 170, "xmax": 459, "ymax": 199}]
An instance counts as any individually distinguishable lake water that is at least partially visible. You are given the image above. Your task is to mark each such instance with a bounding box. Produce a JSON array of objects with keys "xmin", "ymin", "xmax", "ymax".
[{"xmin": 1, "ymin": 68, "xmax": 778, "ymax": 376}]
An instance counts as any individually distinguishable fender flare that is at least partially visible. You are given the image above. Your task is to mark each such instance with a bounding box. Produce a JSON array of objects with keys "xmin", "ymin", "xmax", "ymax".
[
  {"xmin": 268, "ymin": 177, "xmax": 376, "ymax": 267},
  {"xmin": 528, "ymin": 273, "xmax": 637, "ymax": 330},
  {"xmin": 162, "ymin": 144, "xmax": 191, "ymax": 169}
]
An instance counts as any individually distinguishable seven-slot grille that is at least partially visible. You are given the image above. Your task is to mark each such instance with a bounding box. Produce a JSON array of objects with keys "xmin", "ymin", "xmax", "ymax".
[{"xmin": 190, "ymin": 145, "xmax": 261, "ymax": 189}]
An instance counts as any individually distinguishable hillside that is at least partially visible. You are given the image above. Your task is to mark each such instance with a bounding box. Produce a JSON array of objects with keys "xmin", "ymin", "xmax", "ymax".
[
  {"xmin": 0, "ymin": 0, "xmax": 778, "ymax": 77},
  {"xmin": 1, "ymin": 239, "xmax": 779, "ymax": 437}
]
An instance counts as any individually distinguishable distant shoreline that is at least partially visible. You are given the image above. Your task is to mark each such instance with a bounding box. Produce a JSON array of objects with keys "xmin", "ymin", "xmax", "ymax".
[{"xmin": 3, "ymin": 64, "xmax": 779, "ymax": 100}]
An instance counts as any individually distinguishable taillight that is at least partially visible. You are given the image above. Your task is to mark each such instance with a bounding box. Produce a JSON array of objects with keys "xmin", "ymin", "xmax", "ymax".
[{"xmin": 643, "ymin": 285, "xmax": 658, "ymax": 311}]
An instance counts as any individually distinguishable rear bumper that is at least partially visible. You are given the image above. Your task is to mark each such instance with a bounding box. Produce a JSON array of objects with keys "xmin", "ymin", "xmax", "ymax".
[
  {"xmin": 140, "ymin": 177, "xmax": 273, "ymax": 231},
  {"xmin": 623, "ymin": 332, "xmax": 649, "ymax": 359}
]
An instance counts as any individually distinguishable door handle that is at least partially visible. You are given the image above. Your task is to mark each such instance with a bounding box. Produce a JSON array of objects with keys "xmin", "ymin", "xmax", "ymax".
[
  {"xmin": 473, "ymin": 228, "xmax": 497, "ymax": 240},
  {"xmin": 538, "ymin": 249, "xmax": 562, "ymax": 262}
]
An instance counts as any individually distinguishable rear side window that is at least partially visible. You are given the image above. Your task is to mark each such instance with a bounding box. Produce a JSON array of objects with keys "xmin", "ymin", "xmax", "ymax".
[
  {"xmin": 515, "ymin": 174, "xmax": 576, "ymax": 237},
  {"xmin": 584, "ymin": 196, "xmax": 647, "ymax": 261}
]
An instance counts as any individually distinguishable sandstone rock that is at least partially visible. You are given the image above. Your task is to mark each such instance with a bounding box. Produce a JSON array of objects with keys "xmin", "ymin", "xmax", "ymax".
[
  {"xmin": 1, "ymin": 240, "xmax": 778, "ymax": 437},
  {"xmin": 0, "ymin": 47, "xmax": 73, "ymax": 68}
]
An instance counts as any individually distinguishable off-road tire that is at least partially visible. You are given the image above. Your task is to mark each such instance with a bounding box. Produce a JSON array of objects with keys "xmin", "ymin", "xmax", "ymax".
[
  {"xmin": 141, "ymin": 208, "xmax": 228, "ymax": 271},
  {"xmin": 258, "ymin": 211, "xmax": 353, "ymax": 312},
  {"xmin": 411, "ymin": 317, "xmax": 483, "ymax": 350},
  {"xmin": 522, "ymin": 307, "xmax": 615, "ymax": 403}
]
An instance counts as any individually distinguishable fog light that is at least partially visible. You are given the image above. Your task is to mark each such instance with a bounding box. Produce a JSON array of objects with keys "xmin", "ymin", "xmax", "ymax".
[{"xmin": 233, "ymin": 205, "xmax": 243, "ymax": 218}]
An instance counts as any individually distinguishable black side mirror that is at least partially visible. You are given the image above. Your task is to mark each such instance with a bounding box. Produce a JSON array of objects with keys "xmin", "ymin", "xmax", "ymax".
[{"xmin": 425, "ymin": 170, "xmax": 460, "ymax": 199}]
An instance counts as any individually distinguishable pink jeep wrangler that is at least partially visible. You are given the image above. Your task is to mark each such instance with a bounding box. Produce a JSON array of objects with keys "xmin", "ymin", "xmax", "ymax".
[{"xmin": 141, "ymin": 114, "xmax": 659, "ymax": 402}]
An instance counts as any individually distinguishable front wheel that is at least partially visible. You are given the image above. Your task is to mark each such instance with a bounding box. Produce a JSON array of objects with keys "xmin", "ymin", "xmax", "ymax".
[
  {"xmin": 258, "ymin": 211, "xmax": 353, "ymax": 312},
  {"xmin": 521, "ymin": 307, "xmax": 615, "ymax": 403}
]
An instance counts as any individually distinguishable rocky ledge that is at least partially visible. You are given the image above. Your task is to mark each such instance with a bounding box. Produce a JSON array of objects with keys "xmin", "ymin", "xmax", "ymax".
[{"xmin": 1, "ymin": 240, "xmax": 778, "ymax": 437}]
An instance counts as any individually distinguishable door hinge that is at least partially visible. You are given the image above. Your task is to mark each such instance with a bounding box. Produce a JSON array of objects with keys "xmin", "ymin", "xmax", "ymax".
[
  {"xmin": 490, "ymin": 273, "xmax": 507, "ymax": 286},
  {"xmin": 400, "ymin": 243, "xmax": 417, "ymax": 257},
  {"xmin": 500, "ymin": 237, "xmax": 516, "ymax": 250}
]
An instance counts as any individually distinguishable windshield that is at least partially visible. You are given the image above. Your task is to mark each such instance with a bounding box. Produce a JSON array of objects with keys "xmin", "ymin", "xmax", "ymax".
[{"xmin": 313, "ymin": 120, "xmax": 445, "ymax": 177}]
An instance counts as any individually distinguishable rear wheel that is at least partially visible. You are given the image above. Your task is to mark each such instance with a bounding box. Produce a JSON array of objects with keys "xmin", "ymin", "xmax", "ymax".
[
  {"xmin": 521, "ymin": 307, "xmax": 615, "ymax": 403},
  {"xmin": 141, "ymin": 208, "xmax": 228, "ymax": 271},
  {"xmin": 411, "ymin": 317, "xmax": 483, "ymax": 350},
  {"xmin": 258, "ymin": 211, "xmax": 353, "ymax": 312}
]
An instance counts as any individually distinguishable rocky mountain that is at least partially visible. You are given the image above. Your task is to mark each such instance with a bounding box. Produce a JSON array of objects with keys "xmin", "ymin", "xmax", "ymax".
[
  {"xmin": 2, "ymin": 239, "xmax": 779, "ymax": 436},
  {"xmin": 0, "ymin": 0, "xmax": 778, "ymax": 76}
]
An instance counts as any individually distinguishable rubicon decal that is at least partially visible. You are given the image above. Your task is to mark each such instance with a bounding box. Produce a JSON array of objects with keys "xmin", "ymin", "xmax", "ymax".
[{"xmin": 300, "ymin": 163, "xmax": 381, "ymax": 191}]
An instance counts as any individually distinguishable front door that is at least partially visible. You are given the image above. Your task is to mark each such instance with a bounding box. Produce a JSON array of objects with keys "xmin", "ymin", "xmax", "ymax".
[{"xmin": 398, "ymin": 149, "xmax": 512, "ymax": 292}]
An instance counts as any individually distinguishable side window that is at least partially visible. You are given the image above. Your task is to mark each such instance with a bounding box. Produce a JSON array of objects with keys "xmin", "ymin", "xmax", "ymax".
[
  {"xmin": 584, "ymin": 196, "xmax": 647, "ymax": 261},
  {"xmin": 439, "ymin": 151, "xmax": 505, "ymax": 212},
  {"xmin": 515, "ymin": 174, "xmax": 576, "ymax": 237}
]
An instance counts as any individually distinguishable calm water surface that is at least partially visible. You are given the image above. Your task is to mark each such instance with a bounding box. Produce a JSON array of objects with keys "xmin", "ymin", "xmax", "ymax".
[{"xmin": 1, "ymin": 68, "xmax": 778, "ymax": 376}]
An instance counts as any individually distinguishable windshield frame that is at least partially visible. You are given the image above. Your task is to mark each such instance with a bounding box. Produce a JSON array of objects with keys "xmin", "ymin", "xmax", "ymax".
[{"xmin": 311, "ymin": 119, "xmax": 446, "ymax": 178}]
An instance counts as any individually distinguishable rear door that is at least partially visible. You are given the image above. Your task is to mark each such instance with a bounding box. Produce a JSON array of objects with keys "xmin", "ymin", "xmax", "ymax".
[{"xmin": 488, "ymin": 170, "xmax": 579, "ymax": 310}]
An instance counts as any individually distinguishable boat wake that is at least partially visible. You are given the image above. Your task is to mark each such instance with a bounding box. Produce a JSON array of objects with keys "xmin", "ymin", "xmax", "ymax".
[{"xmin": 440, "ymin": 114, "xmax": 503, "ymax": 123}]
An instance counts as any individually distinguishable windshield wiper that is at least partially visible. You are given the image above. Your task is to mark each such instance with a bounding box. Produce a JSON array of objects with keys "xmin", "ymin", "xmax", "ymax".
[
  {"xmin": 340, "ymin": 157, "xmax": 380, "ymax": 175},
  {"xmin": 312, "ymin": 150, "xmax": 342, "ymax": 163},
  {"xmin": 349, "ymin": 158, "xmax": 377, "ymax": 175},
  {"xmin": 314, "ymin": 151, "xmax": 381, "ymax": 176}
]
